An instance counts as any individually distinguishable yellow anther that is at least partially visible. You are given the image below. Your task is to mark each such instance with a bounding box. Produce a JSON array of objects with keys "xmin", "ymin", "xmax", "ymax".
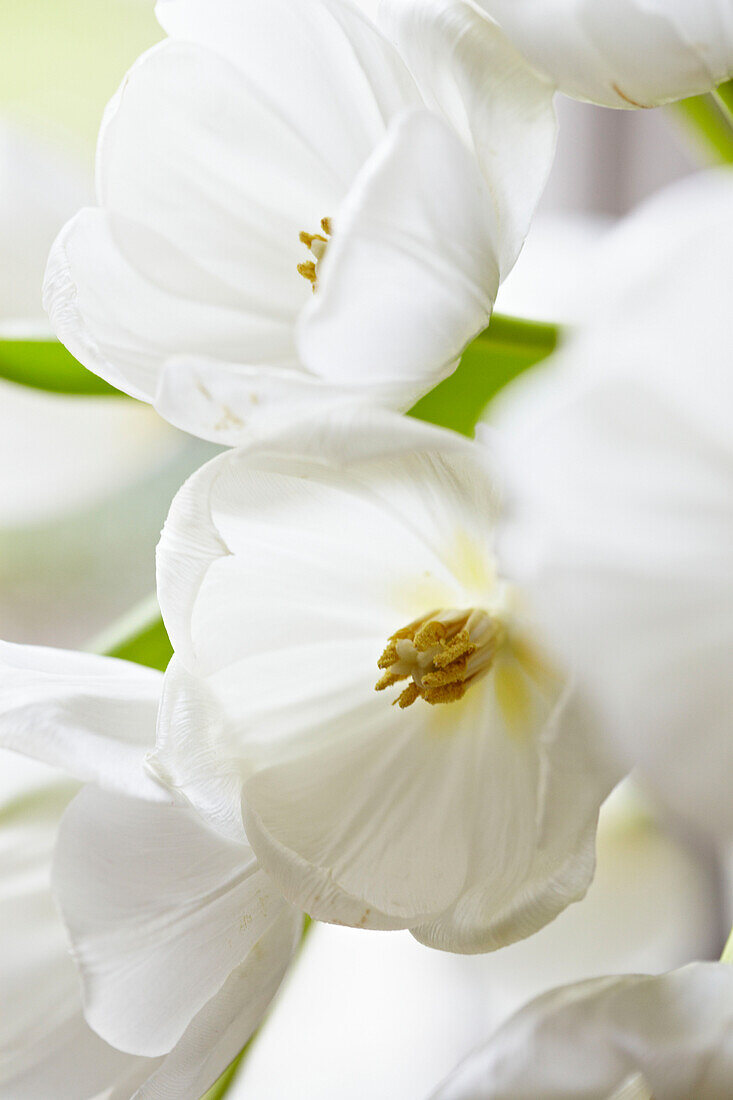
[
  {"xmin": 375, "ymin": 669, "xmax": 405, "ymax": 692},
  {"xmin": 414, "ymin": 621, "xmax": 448, "ymax": 651},
  {"xmin": 377, "ymin": 642, "xmax": 399, "ymax": 669},
  {"xmin": 433, "ymin": 630, "xmax": 475, "ymax": 668},
  {"xmin": 422, "ymin": 682, "xmax": 467, "ymax": 706},
  {"xmin": 375, "ymin": 607, "xmax": 502, "ymax": 708},
  {"xmin": 297, "ymin": 261, "xmax": 317, "ymax": 284},
  {"xmin": 422, "ymin": 657, "xmax": 469, "ymax": 689},
  {"xmin": 395, "ymin": 682, "xmax": 421, "ymax": 708},
  {"xmin": 298, "ymin": 217, "xmax": 333, "ymax": 292}
]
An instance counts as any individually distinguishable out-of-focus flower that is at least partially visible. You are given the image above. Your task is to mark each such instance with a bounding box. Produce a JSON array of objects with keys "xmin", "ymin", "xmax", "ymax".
[
  {"xmin": 0, "ymin": 643, "xmax": 302, "ymax": 1100},
  {"xmin": 493, "ymin": 169, "xmax": 733, "ymax": 839},
  {"xmin": 431, "ymin": 962, "xmax": 733, "ymax": 1099},
  {"xmin": 469, "ymin": 0, "xmax": 733, "ymax": 108},
  {"xmin": 234, "ymin": 782, "xmax": 721, "ymax": 1100},
  {"xmin": 0, "ymin": 122, "xmax": 213, "ymax": 646},
  {"xmin": 154, "ymin": 404, "xmax": 616, "ymax": 951},
  {"xmin": 44, "ymin": 0, "xmax": 556, "ymax": 444}
]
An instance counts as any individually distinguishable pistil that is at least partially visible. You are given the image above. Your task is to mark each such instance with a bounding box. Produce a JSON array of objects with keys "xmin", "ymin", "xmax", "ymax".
[
  {"xmin": 297, "ymin": 217, "xmax": 332, "ymax": 292},
  {"xmin": 375, "ymin": 608, "xmax": 502, "ymax": 707}
]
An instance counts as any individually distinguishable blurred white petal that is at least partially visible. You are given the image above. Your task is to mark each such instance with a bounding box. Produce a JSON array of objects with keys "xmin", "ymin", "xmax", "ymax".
[
  {"xmin": 474, "ymin": 0, "xmax": 733, "ymax": 108},
  {"xmin": 431, "ymin": 963, "xmax": 733, "ymax": 1099},
  {"xmin": 493, "ymin": 168, "xmax": 733, "ymax": 839}
]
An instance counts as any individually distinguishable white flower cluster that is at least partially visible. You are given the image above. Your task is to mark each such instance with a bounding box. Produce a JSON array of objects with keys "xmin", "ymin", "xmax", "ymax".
[{"xmin": 2, "ymin": 1, "xmax": 733, "ymax": 1097}]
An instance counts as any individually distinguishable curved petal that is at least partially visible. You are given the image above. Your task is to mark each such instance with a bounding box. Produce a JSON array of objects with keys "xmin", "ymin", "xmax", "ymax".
[
  {"xmin": 431, "ymin": 963, "xmax": 733, "ymax": 1099},
  {"xmin": 53, "ymin": 786, "xmax": 298, "ymax": 1058},
  {"xmin": 45, "ymin": 204, "xmax": 298, "ymax": 403},
  {"xmin": 155, "ymin": 0, "xmax": 421, "ymax": 176},
  {"xmin": 46, "ymin": 0, "xmax": 421, "ymax": 407},
  {"xmin": 155, "ymin": 357, "xmax": 417, "ymax": 447},
  {"xmin": 379, "ymin": 0, "xmax": 557, "ymax": 274},
  {"xmin": 412, "ymin": 688, "xmax": 615, "ymax": 952},
  {"xmin": 156, "ymin": 409, "xmax": 489, "ymax": 673},
  {"xmin": 299, "ymin": 110, "xmax": 500, "ymax": 398},
  {"xmin": 0, "ymin": 643, "xmax": 165, "ymax": 802},
  {"xmin": 134, "ymin": 906, "xmax": 302, "ymax": 1100},
  {"xmin": 474, "ymin": 0, "xmax": 733, "ymax": 108},
  {"xmin": 0, "ymin": 761, "xmax": 157, "ymax": 1100}
]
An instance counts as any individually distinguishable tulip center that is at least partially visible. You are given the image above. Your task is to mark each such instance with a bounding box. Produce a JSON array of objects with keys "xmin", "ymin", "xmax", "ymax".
[
  {"xmin": 375, "ymin": 608, "xmax": 502, "ymax": 708},
  {"xmin": 297, "ymin": 217, "xmax": 332, "ymax": 292}
]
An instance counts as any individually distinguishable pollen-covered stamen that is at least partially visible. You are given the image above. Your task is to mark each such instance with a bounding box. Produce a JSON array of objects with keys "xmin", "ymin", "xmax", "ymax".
[
  {"xmin": 297, "ymin": 217, "xmax": 332, "ymax": 292},
  {"xmin": 375, "ymin": 608, "xmax": 502, "ymax": 708}
]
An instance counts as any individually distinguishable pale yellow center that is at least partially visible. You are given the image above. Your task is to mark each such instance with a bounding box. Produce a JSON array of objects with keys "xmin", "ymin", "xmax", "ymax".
[
  {"xmin": 375, "ymin": 608, "xmax": 503, "ymax": 708},
  {"xmin": 297, "ymin": 217, "xmax": 332, "ymax": 292}
]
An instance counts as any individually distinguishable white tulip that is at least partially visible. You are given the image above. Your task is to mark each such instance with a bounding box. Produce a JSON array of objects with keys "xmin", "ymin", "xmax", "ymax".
[
  {"xmin": 44, "ymin": 0, "xmax": 556, "ymax": 444},
  {"xmin": 0, "ymin": 643, "xmax": 302, "ymax": 1100},
  {"xmin": 154, "ymin": 404, "xmax": 617, "ymax": 952},
  {"xmin": 430, "ymin": 962, "xmax": 733, "ymax": 1099},
  {"xmin": 492, "ymin": 169, "xmax": 733, "ymax": 839},
  {"xmin": 471, "ymin": 0, "xmax": 733, "ymax": 108}
]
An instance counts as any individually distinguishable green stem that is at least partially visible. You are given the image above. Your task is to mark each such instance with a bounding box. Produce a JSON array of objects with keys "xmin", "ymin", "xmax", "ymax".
[
  {"xmin": 670, "ymin": 93, "xmax": 733, "ymax": 164},
  {"xmin": 714, "ymin": 79, "xmax": 733, "ymax": 123},
  {"xmin": 0, "ymin": 337, "xmax": 121, "ymax": 396}
]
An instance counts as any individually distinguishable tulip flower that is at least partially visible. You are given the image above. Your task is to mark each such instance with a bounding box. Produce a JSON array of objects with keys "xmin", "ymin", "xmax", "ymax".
[
  {"xmin": 0, "ymin": 644, "xmax": 302, "ymax": 1100},
  {"xmin": 153, "ymin": 404, "xmax": 617, "ymax": 951},
  {"xmin": 44, "ymin": 0, "xmax": 556, "ymax": 443}
]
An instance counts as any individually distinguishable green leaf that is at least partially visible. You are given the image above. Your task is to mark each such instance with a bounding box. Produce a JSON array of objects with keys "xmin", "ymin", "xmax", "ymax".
[
  {"xmin": 0, "ymin": 314, "xmax": 556, "ymax": 408},
  {"xmin": 408, "ymin": 313, "xmax": 559, "ymax": 436},
  {"xmin": 89, "ymin": 595, "xmax": 172, "ymax": 670},
  {"xmin": 670, "ymin": 92, "xmax": 733, "ymax": 165},
  {"xmin": 0, "ymin": 338, "xmax": 122, "ymax": 396}
]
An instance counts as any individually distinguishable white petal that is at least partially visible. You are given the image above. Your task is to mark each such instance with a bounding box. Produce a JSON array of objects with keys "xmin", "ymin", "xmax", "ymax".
[
  {"xmin": 157, "ymin": 409, "xmax": 488, "ymax": 673},
  {"xmin": 0, "ymin": 761, "xmax": 156, "ymax": 1100},
  {"xmin": 45, "ymin": 206, "xmax": 297, "ymax": 402},
  {"xmin": 155, "ymin": 0, "xmax": 420, "ymax": 176},
  {"xmin": 0, "ymin": 643, "xmax": 165, "ymax": 801},
  {"xmin": 475, "ymin": 0, "xmax": 733, "ymax": 107},
  {"xmin": 133, "ymin": 907, "xmax": 301, "ymax": 1100},
  {"xmin": 53, "ymin": 786, "xmax": 299, "ymax": 1058},
  {"xmin": 155, "ymin": 357, "xmax": 418, "ymax": 447},
  {"xmin": 299, "ymin": 110, "xmax": 499, "ymax": 399},
  {"xmin": 378, "ymin": 0, "xmax": 557, "ymax": 274},
  {"xmin": 431, "ymin": 963, "xmax": 733, "ymax": 1099},
  {"xmin": 412, "ymin": 688, "xmax": 614, "ymax": 953}
]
